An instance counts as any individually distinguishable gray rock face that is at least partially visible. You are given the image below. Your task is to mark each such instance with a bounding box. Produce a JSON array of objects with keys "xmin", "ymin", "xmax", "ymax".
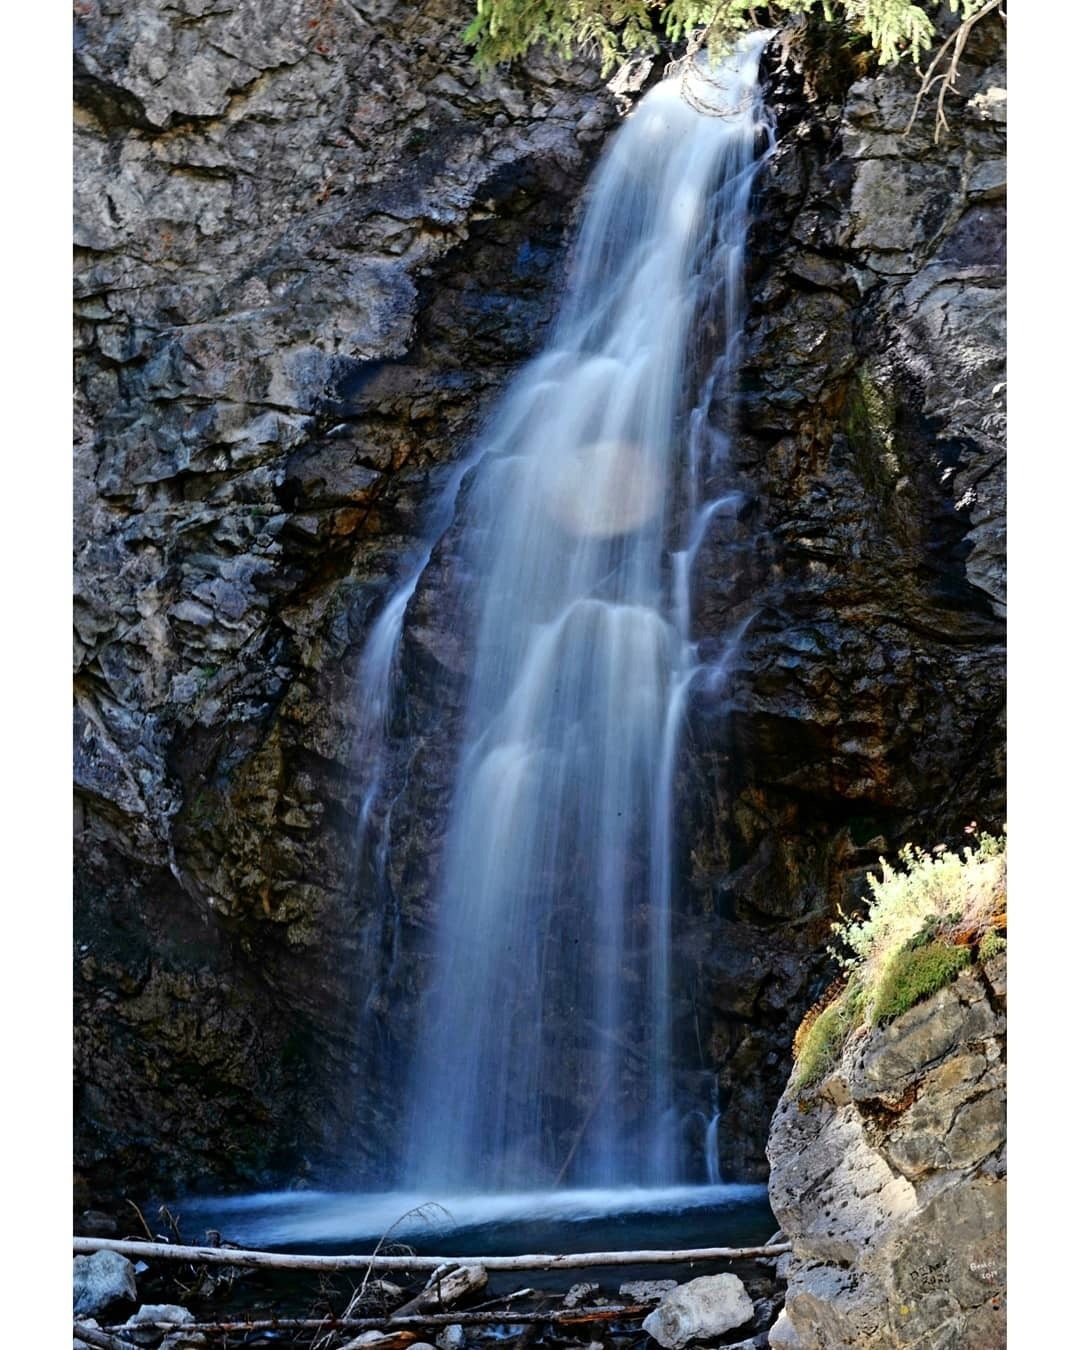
[
  {"xmin": 73, "ymin": 1250, "xmax": 138, "ymax": 1318},
  {"xmin": 643, "ymin": 1273, "xmax": 755, "ymax": 1347},
  {"xmin": 766, "ymin": 961, "xmax": 1006, "ymax": 1348},
  {"xmin": 674, "ymin": 9, "xmax": 1005, "ymax": 1179}
]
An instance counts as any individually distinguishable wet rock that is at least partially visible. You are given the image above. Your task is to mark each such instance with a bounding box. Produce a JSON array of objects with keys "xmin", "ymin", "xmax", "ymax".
[
  {"xmin": 642, "ymin": 1274, "xmax": 754, "ymax": 1347},
  {"xmin": 73, "ymin": 1249, "xmax": 138, "ymax": 1318},
  {"xmin": 679, "ymin": 5, "xmax": 1005, "ymax": 1180},
  {"xmin": 436, "ymin": 1327, "xmax": 466, "ymax": 1350},
  {"xmin": 78, "ymin": 1210, "xmax": 118, "ymax": 1237}
]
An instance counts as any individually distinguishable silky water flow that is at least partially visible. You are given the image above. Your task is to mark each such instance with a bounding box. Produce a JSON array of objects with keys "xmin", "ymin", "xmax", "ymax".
[{"xmin": 350, "ymin": 34, "xmax": 774, "ymax": 1201}]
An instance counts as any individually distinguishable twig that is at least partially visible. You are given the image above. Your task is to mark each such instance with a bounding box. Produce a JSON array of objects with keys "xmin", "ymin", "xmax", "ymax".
[
  {"xmin": 75, "ymin": 1236, "xmax": 791, "ymax": 1271},
  {"xmin": 554, "ymin": 1069, "xmax": 612, "ymax": 1187},
  {"xmin": 905, "ymin": 1, "xmax": 1003, "ymax": 144},
  {"xmin": 124, "ymin": 1199, "xmax": 155, "ymax": 1245},
  {"xmin": 106, "ymin": 1305, "xmax": 656, "ymax": 1335}
]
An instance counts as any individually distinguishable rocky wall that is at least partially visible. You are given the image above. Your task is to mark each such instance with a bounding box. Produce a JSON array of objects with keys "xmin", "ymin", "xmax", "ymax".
[
  {"xmin": 74, "ymin": 0, "xmax": 617, "ymax": 1203},
  {"xmin": 670, "ymin": 8, "xmax": 1006, "ymax": 1179},
  {"xmin": 766, "ymin": 955, "xmax": 1006, "ymax": 1347}
]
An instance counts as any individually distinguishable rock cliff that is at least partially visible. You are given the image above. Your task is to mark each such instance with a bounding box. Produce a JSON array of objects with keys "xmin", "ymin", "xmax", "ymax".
[
  {"xmin": 767, "ymin": 953, "xmax": 1006, "ymax": 1347},
  {"xmin": 74, "ymin": 1, "xmax": 1005, "ymax": 1204},
  {"xmin": 672, "ymin": 7, "xmax": 1005, "ymax": 1177}
]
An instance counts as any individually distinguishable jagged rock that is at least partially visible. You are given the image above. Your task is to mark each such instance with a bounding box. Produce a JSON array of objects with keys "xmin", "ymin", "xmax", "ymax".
[
  {"xmin": 678, "ymin": 6, "xmax": 1005, "ymax": 1180},
  {"xmin": 642, "ymin": 1274, "xmax": 755, "ymax": 1347},
  {"xmin": 73, "ymin": 0, "xmax": 617, "ymax": 1203},
  {"xmin": 72, "ymin": 1250, "xmax": 138, "ymax": 1318},
  {"xmin": 767, "ymin": 959, "xmax": 1006, "ymax": 1347}
]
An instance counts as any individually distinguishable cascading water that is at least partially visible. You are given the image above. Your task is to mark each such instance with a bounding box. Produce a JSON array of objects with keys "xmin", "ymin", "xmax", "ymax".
[{"xmin": 349, "ymin": 34, "xmax": 772, "ymax": 1197}]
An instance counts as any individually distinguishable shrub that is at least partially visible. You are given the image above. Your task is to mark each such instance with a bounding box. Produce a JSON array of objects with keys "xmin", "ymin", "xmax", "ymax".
[
  {"xmin": 790, "ymin": 830, "xmax": 1005, "ymax": 1092},
  {"xmin": 978, "ymin": 930, "xmax": 1006, "ymax": 962},
  {"xmin": 871, "ymin": 940, "xmax": 972, "ymax": 1024},
  {"xmin": 463, "ymin": 2, "xmax": 992, "ymax": 75},
  {"xmin": 831, "ymin": 832, "xmax": 1005, "ymax": 994}
]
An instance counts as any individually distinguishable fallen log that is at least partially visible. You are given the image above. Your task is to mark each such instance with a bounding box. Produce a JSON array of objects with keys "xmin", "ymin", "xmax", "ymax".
[
  {"xmin": 106, "ymin": 1304, "xmax": 655, "ymax": 1336},
  {"xmin": 75, "ymin": 1236, "xmax": 790, "ymax": 1272},
  {"xmin": 74, "ymin": 1324, "xmax": 139, "ymax": 1350}
]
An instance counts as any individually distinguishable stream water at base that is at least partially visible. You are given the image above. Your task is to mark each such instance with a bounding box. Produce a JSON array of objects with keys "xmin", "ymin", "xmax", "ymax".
[{"xmin": 176, "ymin": 1184, "xmax": 775, "ymax": 1297}]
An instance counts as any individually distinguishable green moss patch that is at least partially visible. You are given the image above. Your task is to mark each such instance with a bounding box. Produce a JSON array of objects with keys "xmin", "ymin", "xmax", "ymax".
[
  {"xmin": 872, "ymin": 941, "xmax": 971, "ymax": 1024},
  {"xmin": 794, "ymin": 981, "xmax": 868, "ymax": 1091}
]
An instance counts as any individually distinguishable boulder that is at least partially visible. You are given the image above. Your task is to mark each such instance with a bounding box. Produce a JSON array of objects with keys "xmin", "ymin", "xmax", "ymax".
[
  {"xmin": 73, "ymin": 1250, "xmax": 138, "ymax": 1318},
  {"xmin": 124, "ymin": 1304, "xmax": 196, "ymax": 1346},
  {"xmin": 642, "ymin": 1274, "xmax": 754, "ymax": 1348}
]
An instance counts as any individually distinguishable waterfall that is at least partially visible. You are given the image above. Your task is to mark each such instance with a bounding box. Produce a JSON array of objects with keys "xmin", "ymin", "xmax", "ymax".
[{"xmin": 353, "ymin": 34, "xmax": 772, "ymax": 1194}]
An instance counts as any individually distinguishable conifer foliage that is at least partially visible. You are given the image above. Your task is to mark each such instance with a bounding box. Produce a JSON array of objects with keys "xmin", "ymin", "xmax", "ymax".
[{"xmin": 464, "ymin": 1, "xmax": 987, "ymax": 73}]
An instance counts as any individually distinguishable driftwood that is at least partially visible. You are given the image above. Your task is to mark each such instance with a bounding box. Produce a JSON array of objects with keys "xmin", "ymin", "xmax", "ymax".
[
  {"xmin": 74, "ymin": 1324, "xmax": 139, "ymax": 1350},
  {"xmin": 75, "ymin": 1236, "xmax": 790, "ymax": 1272},
  {"xmin": 107, "ymin": 1305, "xmax": 655, "ymax": 1336},
  {"xmin": 391, "ymin": 1262, "xmax": 487, "ymax": 1318}
]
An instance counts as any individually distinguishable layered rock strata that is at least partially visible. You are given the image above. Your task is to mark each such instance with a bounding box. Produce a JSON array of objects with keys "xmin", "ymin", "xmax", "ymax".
[{"xmin": 766, "ymin": 955, "xmax": 1006, "ymax": 1347}]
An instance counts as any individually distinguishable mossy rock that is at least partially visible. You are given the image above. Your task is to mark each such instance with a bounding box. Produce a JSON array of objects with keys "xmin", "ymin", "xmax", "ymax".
[
  {"xmin": 794, "ymin": 981, "xmax": 868, "ymax": 1090},
  {"xmin": 872, "ymin": 941, "xmax": 971, "ymax": 1024}
]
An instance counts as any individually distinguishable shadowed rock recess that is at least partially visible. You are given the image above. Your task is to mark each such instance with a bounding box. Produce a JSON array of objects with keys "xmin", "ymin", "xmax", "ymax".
[{"xmin": 74, "ymin": 1, "xmax": 1004, "ymax": 1206}]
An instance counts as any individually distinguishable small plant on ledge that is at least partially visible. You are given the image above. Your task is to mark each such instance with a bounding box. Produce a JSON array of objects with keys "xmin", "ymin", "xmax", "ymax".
[{"xmin": 792, "ymin": 827, "xmax": 1005, "ymax": 1090}]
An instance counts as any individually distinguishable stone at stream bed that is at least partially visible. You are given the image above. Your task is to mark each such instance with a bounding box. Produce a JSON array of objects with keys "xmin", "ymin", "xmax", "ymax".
[
  {"xmin": 642, "ymin": 1274, "xmax": 755, "ymax": 1348},
  {"xmin": 73, "ymin": 1249, "xmax": 138, "ymax": 1317},
  {"xmin": 436, "ymin": 1327, "xmax": 466, "ymax": 1350},
  {"xmin": 78, "ymin": 1209, "xmax": 118, "ymax": 1236},
  {"xmin": 619, "ymin": 1279, "xmax": 677, "ymax": 1304},
  {"xmin": 123, "ymin": 1303, "xmax": 197, "ymax": 1346},
  {"xmin": 564, "ymin": 1282, "xmax": 602, "ymax": 1307}
]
